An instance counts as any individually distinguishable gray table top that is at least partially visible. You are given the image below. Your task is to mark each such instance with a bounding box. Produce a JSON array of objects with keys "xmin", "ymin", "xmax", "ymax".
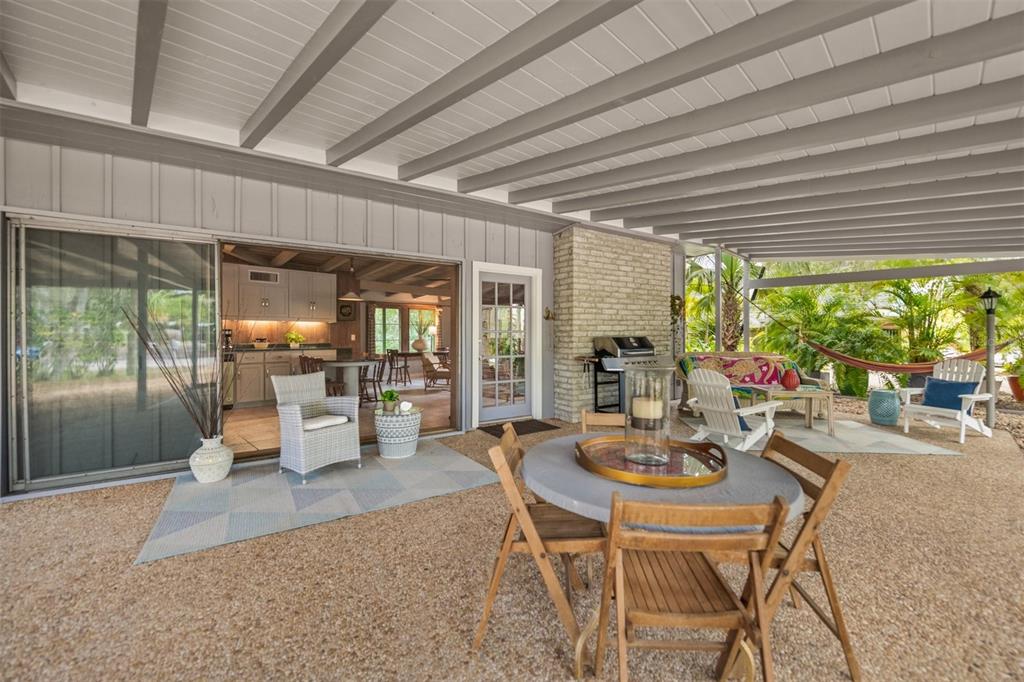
[
  {"xmin": 322, "ymin": 360, "xmax": 376, "ymax": 367},
  {"xmin": 521, "ymin": 433, "xmax": 805, "ymax": 527}
]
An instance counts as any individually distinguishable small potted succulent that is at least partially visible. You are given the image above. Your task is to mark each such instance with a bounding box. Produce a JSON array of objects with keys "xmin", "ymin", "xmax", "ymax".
[
  {"xmin": 284, "ymin": 330, "xmax": 305, "ymax": 349},
  {"xmin": 381, "ymin": 389, "xmax": 400, "ymax": 413}
]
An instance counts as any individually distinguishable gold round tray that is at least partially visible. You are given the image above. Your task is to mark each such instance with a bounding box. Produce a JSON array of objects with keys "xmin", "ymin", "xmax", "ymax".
[{"xmin": 575, "ymin": 435, "xmax": 727, "ymax": 488}]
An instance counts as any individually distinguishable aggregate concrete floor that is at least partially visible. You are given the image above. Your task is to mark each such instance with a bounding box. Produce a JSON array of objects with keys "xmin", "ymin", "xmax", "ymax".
[{"xmin": 1, "ymin": 412, "xmax": 1021, "ymax": 681}]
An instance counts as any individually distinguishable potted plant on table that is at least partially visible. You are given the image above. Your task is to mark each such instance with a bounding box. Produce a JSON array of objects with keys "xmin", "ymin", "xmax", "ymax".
[
  {"xmin": 123, "ymin": 307, "xmax": 237, "ymax": 483},
  {"xmin": 284, "ymin": 330, "xmax": 305, "ymax": 349},
  {"xmin": 381, "ymin": 389, "xmax": 400, "ymax": 413},
  {"xmin": 411, "ymin": 316, "xmax": 431, "ymax": 351}
]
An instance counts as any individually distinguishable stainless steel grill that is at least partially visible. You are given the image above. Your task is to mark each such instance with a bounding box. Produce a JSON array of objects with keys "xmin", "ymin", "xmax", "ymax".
[{"xmin": 591, "ymin": 336, "xmax": 673, "ymax": 412}]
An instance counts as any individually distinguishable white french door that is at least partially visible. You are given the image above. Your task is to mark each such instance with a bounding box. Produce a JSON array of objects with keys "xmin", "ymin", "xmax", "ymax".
[{"xmin": 472, "ymin": 264, "xmax": 542, "ymax": 426}]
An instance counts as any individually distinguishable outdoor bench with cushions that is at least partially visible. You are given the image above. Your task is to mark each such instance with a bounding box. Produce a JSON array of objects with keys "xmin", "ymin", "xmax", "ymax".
[{"xmin": 676, "ymin": 352, "xmax": 824, "ymax": 410}]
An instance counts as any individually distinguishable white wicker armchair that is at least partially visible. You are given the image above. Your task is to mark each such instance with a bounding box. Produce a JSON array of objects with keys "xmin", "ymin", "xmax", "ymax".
[{"xmin": 271, "ymin": 371, "xmax": 361, "ymax": 484}]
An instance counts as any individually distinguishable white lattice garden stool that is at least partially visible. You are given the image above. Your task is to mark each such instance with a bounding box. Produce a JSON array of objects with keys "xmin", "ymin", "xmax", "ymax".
[{"xmin": 374, "ymin": 408, "xmax": 422, "ymax": 459}]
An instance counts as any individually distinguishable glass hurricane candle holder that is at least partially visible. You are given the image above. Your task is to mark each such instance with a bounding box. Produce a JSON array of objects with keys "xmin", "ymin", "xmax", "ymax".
[{"xmin": 624, "ymin": 366, "xmax": 672, "ymax": 466}]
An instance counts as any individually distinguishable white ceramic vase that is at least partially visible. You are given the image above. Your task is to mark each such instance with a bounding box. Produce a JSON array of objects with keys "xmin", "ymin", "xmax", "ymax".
[
  {"xmin": 189, "ymin": 436, "xmax": 234, "ymax": 483},
  {"xmin": 411, "ymin": 337, "xmax": 427, "ymax": 351}
]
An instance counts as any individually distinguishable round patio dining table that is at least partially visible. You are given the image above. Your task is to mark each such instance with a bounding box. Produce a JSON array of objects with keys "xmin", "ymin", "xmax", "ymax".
[{"xmin": 521, "ymin": 433, "xmax": 805, "ymax": 526}]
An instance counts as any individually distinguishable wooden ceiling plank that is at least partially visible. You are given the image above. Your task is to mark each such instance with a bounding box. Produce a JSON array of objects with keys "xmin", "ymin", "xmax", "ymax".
[
  {"xmin": 270, "ymin": 249, "xmax": 300, "ymax": 267},
  {"xmin": 325, "ymin": 0, "xmax": 640, "ymax": 166},
  {"xmin": 459, "ymin": 12, "xmax": 1024, "ymax": 193},
  {"xmin": 319, "ymin": 254, "xmax": 350, "ymax": 273},
  {"xmin": 0, "ymin": 52, "xmax": 16, "ymax": 100},
  {"xmin": 360, "ymin": 279, "xmax": 451, "ymax": 297},
  {"xmin": 353, "ymin": 260, "xmax": 400, "ymax": 280},
  {"xmin": 226, "ymin": 246, "xmax": 270, "ymax": 266},
  {"xmin": 131, "ymin": 0, "xmax": 169, "ymax": 127},
  {"xmin": 398, "ymin": 0, "xmax": 902, "ymax": 181},
  {"xmin": 512, "ymin": 77, "xmax": 1024, "ymax": 204},
  {"xmin": 240, "ymin": 0, "xmax": 395, "ymax": 148},
  {"xmin": 555, "ymin": 118, "xmax": 1024, "ymax": 213},
  {"xmin": 633, "ymin": 177, "xmax": 1024, "ymax": 228},
  {"xmin": 591, "ymin": 149, "xmax": 1024, "ymax": 221}
]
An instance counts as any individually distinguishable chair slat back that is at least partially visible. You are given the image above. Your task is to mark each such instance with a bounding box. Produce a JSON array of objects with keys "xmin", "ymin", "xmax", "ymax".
[
  {"xmin": 580, "ymin": 410, "xmax": 626, "ymax": 433},
  {"xmin": 689, "ymin": 368, "xmax": 744, "ymax": 436},
  {"xmin": 608, "ymin": 493, "xmax": 789, "ymax": 556},
  {"xmin": 374, "ymin": 357, "xmax": 387, "ymax": 382},
  {"xmin": 933, "ymin": 358, "xmax": 985, "ymax": 385}
]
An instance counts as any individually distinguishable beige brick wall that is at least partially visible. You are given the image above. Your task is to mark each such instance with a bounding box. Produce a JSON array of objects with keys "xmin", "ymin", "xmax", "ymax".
[{"xmin": 553, "ymin": 225, "xmax": 673, "ymax": 422}]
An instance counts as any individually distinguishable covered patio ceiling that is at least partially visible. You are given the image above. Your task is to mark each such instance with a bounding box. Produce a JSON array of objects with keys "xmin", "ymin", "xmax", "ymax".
[{"xmin": 0, "ymin": 0, "xmax": 1022, "ymax": 259}]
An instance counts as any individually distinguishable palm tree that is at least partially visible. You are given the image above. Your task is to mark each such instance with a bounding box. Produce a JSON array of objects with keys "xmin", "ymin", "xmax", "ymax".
[{"xmin": 686, "ymin": 254, "xmax": 744, "ymax": 351}]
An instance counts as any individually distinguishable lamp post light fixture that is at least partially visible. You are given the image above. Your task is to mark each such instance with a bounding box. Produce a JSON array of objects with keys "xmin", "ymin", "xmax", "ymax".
[{"xmin": 980, "ymin": 288, "xmax": 1000, "ymax": 428}]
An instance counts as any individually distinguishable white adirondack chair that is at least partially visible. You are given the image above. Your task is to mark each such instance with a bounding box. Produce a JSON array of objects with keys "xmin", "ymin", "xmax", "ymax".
[
  {"xmin": 686, "ymin": 368, "xmax": 783, "ymax": 452},
  {"xmin": 901, "ymin": 358, "xmax": 992, "ymax": 444}
]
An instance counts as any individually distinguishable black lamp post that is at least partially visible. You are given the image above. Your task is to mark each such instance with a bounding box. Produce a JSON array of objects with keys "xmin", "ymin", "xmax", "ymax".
[{"xmin": 980, "ymin": 288, "xmax": 1000, "ymax": 428}]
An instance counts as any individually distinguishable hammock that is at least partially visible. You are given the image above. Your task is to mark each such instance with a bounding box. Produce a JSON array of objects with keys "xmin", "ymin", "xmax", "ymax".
[{"xmin": 803, "ymin": 339, "xmax": 1012, "ymax": 374}]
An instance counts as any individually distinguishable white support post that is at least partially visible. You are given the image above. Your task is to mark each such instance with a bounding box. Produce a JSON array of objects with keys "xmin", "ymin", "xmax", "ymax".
[
  {"xmin": 742, "ymin": 258, "xmax": 750, "ymax": 352},
  {"xmin": 987, "ymin": 310, "xmax": 996, "ymax": 428},
  {"xmin": 714, "ymin": 246, "xmax": 723, "ymax": 352}
]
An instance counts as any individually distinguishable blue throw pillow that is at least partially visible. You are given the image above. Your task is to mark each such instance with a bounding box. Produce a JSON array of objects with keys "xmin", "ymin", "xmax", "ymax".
[
  {"xmin": 921, "ymin": 377, "xmax": 978, "ymax": 414},
  {"xmin": 732, "ymin": 397, "xmax": 751, "ymax": 432}
]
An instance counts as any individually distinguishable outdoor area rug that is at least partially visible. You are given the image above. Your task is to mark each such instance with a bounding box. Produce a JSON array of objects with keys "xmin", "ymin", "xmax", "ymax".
[
  {"xmin": 680, "ymin": 416, "xmax": 961, "ymax": 456},
  {"xmin": 136, "ymin": 439, "xmax": 497, "ymax": 564},
  {"xmin": 479, "ymin": 419, "xmax": 560, "ymax": 438}
]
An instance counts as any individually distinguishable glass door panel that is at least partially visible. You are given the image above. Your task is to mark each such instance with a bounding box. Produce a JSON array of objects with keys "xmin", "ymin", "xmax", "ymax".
[
  {"xmin": 9, "ymin": 226, "xmax": 216, "ymax": 490},
  {"xmin": 479, "ymin": 275, "xmax": 530, "ymax": 423}
]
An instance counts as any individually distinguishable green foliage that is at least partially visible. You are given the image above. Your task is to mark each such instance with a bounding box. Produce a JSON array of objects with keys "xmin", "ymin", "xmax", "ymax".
[
  {"xmin": 284, "ymin": 330, "xmax": 305, "ymax": 344},
  {"xmin": 381, "ymin": 389, "xmax": 400, "ymax": 402}
]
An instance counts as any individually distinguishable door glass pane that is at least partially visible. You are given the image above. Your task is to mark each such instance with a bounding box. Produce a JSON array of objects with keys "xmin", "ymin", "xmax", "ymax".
[
  {"xmin": 13, "ymin": 228, "xmax": 216, "ymax": 488},
  {"xmin": 512, "ymin": 284, "xmax": 525, "ymax": 306},
  {"xmin": 497, "ymin": 283, "xmax": 511, "ymax": 306},
  {"xmin": 482, "ymin": 281, "xmax": 496, "ymax": 305}
]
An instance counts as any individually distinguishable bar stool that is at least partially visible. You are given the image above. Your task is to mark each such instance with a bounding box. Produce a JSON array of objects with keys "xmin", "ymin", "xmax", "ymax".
[{"xmin": 387, "ymin": 349, "xmax": 410, "ymax": 386}]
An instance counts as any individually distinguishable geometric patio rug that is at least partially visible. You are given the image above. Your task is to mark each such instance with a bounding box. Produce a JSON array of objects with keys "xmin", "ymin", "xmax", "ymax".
[
  {"xmin": 680, "ymin": 416, "xmax": 961, "ymax": 456},
  {"xmin": 135, "ymin": 439, "xmax": 497, "ymax": 564}
]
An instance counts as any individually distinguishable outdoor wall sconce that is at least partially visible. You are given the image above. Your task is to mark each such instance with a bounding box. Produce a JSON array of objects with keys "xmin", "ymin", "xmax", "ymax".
[{"xmin": 543, "ymin": 307, "xmax": 556, "ymax": 321}]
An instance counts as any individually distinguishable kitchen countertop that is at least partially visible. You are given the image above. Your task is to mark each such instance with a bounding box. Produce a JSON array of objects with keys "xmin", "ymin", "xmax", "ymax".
[{"xmin": 230, "ymin": 345, "xmax": 353, "ymax": 353}]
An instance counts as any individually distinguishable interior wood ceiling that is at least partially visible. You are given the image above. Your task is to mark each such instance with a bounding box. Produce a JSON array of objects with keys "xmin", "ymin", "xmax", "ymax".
[
  {"xmin": 1, "ymin": 0, "xmax": 1022, "ymax": 260},
  {"xmin": 221, "ymin": 242, "xmax": 455, "ymax": 291}
]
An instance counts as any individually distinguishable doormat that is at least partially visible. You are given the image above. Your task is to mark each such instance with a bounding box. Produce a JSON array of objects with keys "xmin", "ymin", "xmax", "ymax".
[
  {"xmin": 135, "ymin": 439, "xmax": 497, "ymax": 564},
  {"xmin": 479, "ymin": 419, "xmax": 561, "ymax": 438}
]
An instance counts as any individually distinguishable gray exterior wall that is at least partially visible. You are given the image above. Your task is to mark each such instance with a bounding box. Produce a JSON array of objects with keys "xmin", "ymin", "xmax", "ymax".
[{"xmin": 0, "ymin": 136, "xmax": 556, "ymax": 424}]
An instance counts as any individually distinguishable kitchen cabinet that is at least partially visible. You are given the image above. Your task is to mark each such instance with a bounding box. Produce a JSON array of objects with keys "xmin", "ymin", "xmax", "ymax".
[
  {"xmin": 264, "ymin": 361, "xmax": 292, "ymax": 402},
  {"xmin": 238, "ymin": 266, "xmax": 289, "ymax": 319},
  {"xmin": 229, "ymin": 349, "xmax": 336, "ymax": 405},
  {"xmin": 234, "ymin": 362, "xmax": 265, "ymax": 404},
  {"xmin": 288, "ymin": 270, "xmax": 337, "ymax": 321},
  {"xmin": 222, "ymin": 263, "xmax": 240, "ymax": 318}
]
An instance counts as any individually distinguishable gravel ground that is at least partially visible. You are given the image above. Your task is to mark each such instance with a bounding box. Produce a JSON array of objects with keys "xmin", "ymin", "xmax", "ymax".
[{"xmin": 1, "ymin": 413, "xmax": 1021, "ymax": 681}]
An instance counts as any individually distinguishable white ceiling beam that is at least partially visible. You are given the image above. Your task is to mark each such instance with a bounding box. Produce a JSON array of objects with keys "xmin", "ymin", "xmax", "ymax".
[
  {"xmin": 630, "ymin": 176, "xmax": 1024, "ymax": 228},
  {"xmin": 130, "ymin": 0, "xmax": 169, "ymax": 127},
  {"xmin": 555, "ymin": 118, "xmax": 1023, "ymax": 213},
  {"xmin": 651, "ymin": 190, "xmax": 1024, "ymax": 234},
  {"xmin": 459, "ymin": 12, "xmax": 1024, "ymax": 193},
  {"xmin": 737, "ymin": 236, "xmax": 1024, "ymax": 256},
  {"xmin": 750, "ymin": 258, "xmax": 1024, "ymax": 288},
  {"xmin": 591, "ymin": 150, "xmax": 1024, "ymax": 221},
  {"xmin": 397, "ymin": 0, "xmax": 903, "ymax": 181},
  {"xmin": 716, "ymin": 219, "xmax": 1024, "ymax": 247},
  {"xmin": 512, "ymin": 77, "xmax": 1024, "ymax": 204},
  {"xmin": 325, "ymin": 0, "xmax": 640, "ymax": 166},
  {"xmin": 240, "ymin": 0, "xmax": 394, "ymax": 149},
  {"xmin": 0, "ymin": 52, "xmax": 15, "ymax": 99},
  {"xmin": 745, "ymin": 244, "xmax": 1024, "ymax": 260}
]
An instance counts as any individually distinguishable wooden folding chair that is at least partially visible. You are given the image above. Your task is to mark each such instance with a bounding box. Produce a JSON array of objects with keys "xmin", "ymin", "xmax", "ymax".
[
  {"xmin": 594, "ymin": 492, "xmax": 789, "ymax": 682},
  {"xmin": 473, "ymin": 423, "xmax": 606, "ymax": 672},
  {"xmin": 581, "ymin": 409, "xmax": 626, "ymax": 433},
  {"xmin": 716, "ymin": 430, "xmax": 860, "ymax": 681}
]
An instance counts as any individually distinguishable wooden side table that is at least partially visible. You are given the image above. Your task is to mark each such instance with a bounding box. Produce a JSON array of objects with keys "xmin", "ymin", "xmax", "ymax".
[
  {"xmin": 374, "ymin": 408, "xmax": 422, "ymax": 458},
  {"xmin": 748, "ymin": 385, "xmax": 835, "ymax": 436}
]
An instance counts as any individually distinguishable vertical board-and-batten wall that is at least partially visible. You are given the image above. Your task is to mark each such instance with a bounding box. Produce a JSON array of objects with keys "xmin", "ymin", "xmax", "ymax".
[{"xmin": 0, "ymin": 136, "xmax": 556, "ymax": 420}]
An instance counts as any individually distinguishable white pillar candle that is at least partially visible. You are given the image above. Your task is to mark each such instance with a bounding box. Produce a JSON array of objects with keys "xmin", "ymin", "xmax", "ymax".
[{"xmin": 632, "ymin": 396, "xmax": 663, "ymax": 420}]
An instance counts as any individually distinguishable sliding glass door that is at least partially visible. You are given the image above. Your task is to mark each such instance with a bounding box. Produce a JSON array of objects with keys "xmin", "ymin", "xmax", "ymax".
[{"xmin": 8, "ymin": 224, "xmax": 217, "ymax": 491}]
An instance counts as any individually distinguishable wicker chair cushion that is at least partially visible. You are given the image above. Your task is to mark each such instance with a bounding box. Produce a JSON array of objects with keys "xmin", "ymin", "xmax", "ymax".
[{"xmin": 302, "ymin": 414, "xmax": 350, "ymax": 431}]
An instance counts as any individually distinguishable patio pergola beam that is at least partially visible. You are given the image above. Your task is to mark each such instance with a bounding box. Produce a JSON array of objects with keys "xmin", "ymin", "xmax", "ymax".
[
  {"xmin": 646, "ymin": 189, "xmax": 1024, "ymax": 233},
  {"xmin": 130, "ymin": 0, "xmax": 168, "ymax": 127},
  {"xmin": 510, "ymin": 77, "xmax": 1024, "ymax": 204},
  {"xmin": 622, "ymin": 173, "xmax": 1024, "ymax": 227},
  {"xmin": 325, "ymin": 0, "xmax": 640, "ymax": 166},
  {"xmin": 459, "ymin": 12, "xmax": 1024, "ymax": 193},
  {"xmin": 240, "ymin": 0, "xmax": 395, "ymax": 148},
  {"xmin": 720, "ymin": 222, "xmax": 1024, "ymax": 249},
  {"xmin": 0, "ymin": 52, "xmax": 15, "ymax": 99},
  {"xmin": 661, "ymin": 206, "xmax": 1024, "ymax": 239},
  {"xmin": 555, "ymin": 118, "xmax": 1024, "ymax": 213},
  {"xmin": 745, "ymin": 244, "xmax": 1024, "ymax": 259},
  {"xmin": 748, "ymin": 258, "xmax": 1024, "ymax": 288},
  {"xmin": 591, "ymin": 149, "xmax": 1024, "ymax": 221},
  {"xmin": 397, "ymin": 0, "xmax": 902, "ymax": 181}
]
